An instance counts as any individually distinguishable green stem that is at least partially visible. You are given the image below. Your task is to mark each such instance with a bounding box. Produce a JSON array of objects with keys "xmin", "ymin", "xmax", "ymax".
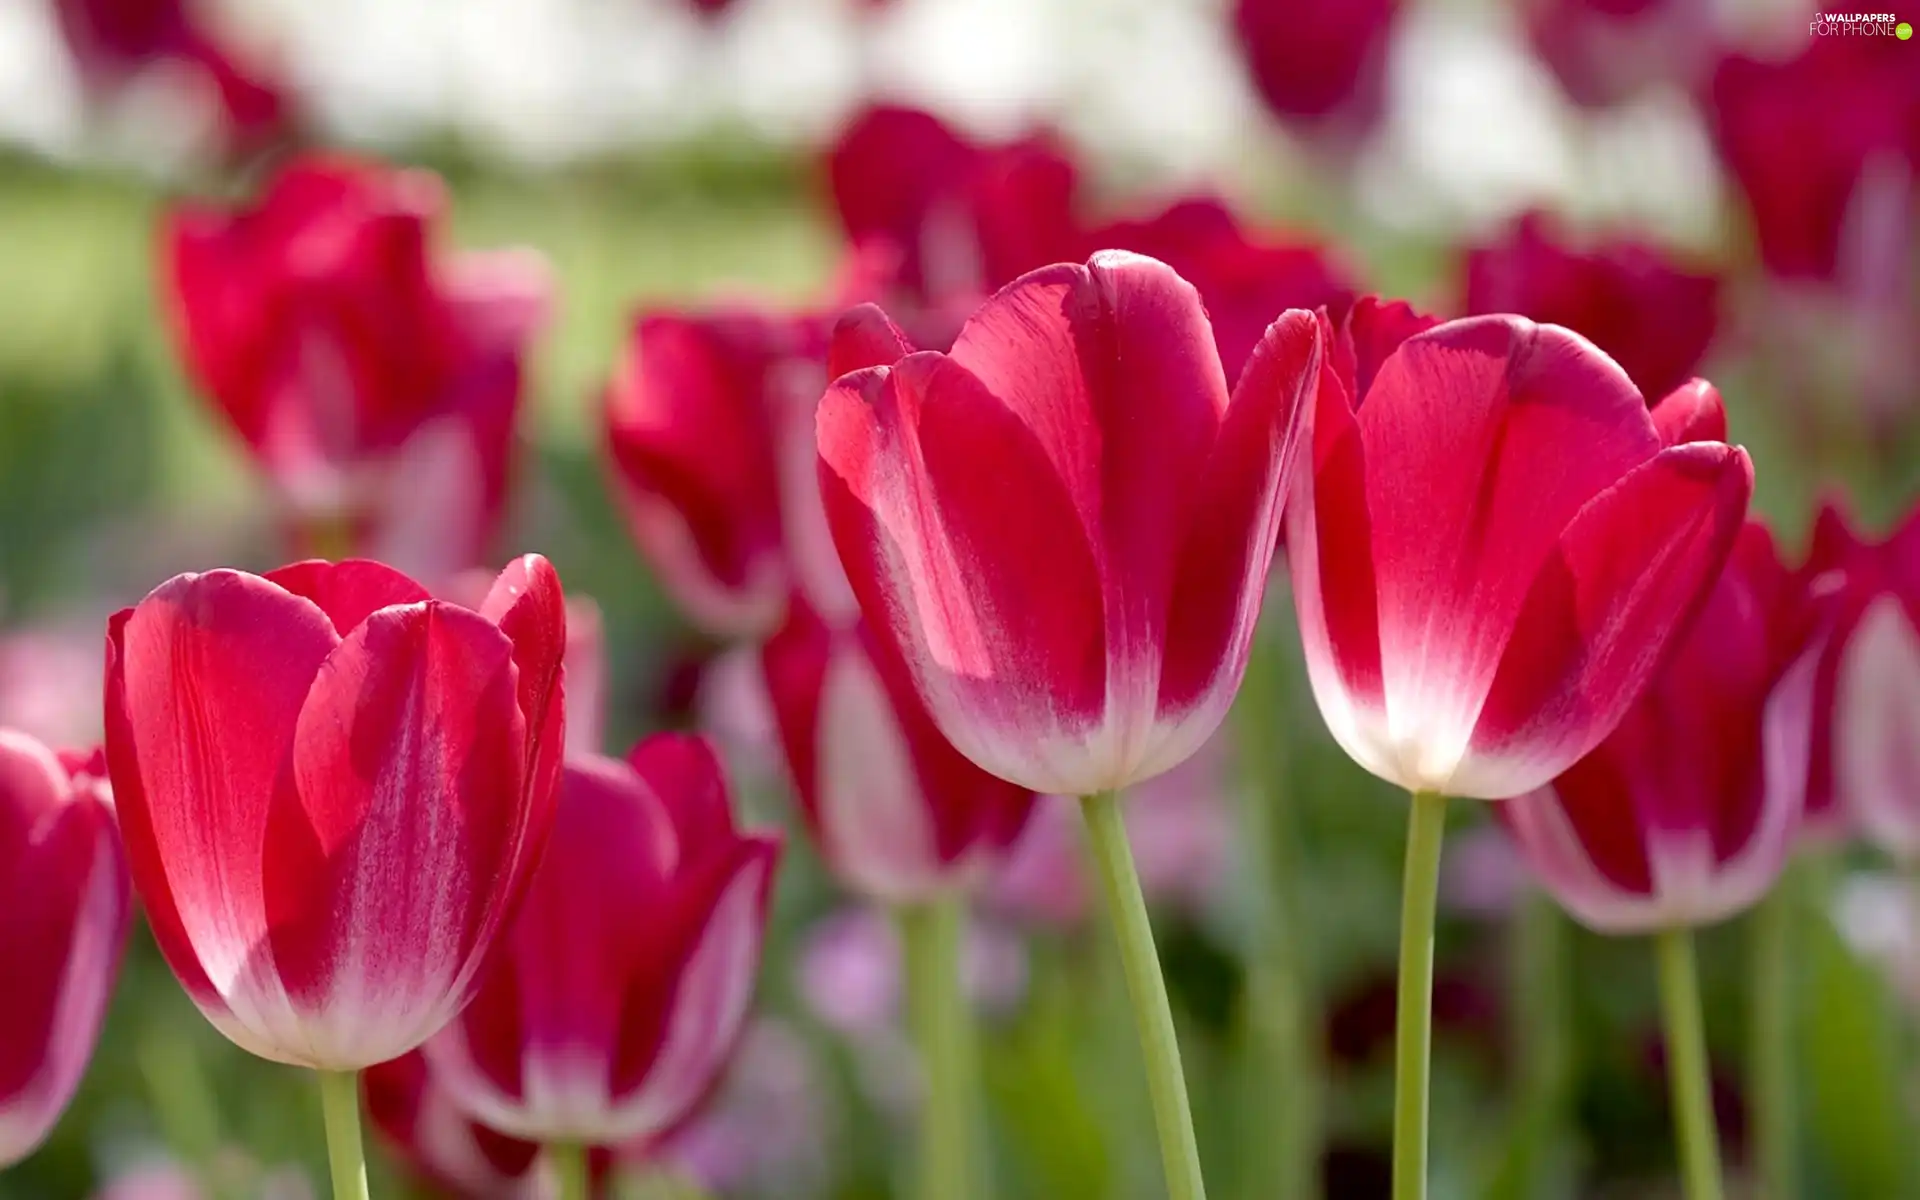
[
  {"xmin": 1750, "ymin": 870, "xmax": 1798, "ymax": 1200},
  {"xmin": 1393, "ymin": 789, "xmax": 1449, "ymax": 1200},
  {"xmin": 1080, "ymin": 789, "xmax": 1208, "ymax": 1200},
  {"xmin": 1656, "ymin": 928, "xmax": 1726, "ymax": 1200},
  {"xmin": 316, "ymin": 1070, "xmax": 370, "ymax": 1200},
  {"xmin": 1233, "ymin": 634, "xmax": 1321, "ymax": 1200},
  {"xmin": 1487, "ymin": 891, "xmax": 1571, "ymax": 1200},
  {"xmin": 552, "ymin": 1141, "xmax": 591, "ymax": 1200},
  {"xmin": 900, "ymin": 895, "xmax": 979, "ymax": 1200}
]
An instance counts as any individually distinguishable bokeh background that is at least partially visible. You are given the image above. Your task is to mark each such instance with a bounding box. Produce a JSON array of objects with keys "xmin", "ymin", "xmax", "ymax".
[{"xmin": 1, "ymin": 0, "xmax": 1917, "ymax": 1196}]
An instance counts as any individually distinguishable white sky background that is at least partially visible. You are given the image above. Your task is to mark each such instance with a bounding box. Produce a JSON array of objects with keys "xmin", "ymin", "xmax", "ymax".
[{"xmin": 0, "ymin": 0, "xmax": 1728, "ymax": 240}]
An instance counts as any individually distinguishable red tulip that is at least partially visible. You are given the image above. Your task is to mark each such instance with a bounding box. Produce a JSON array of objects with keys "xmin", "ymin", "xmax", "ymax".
[
  {"xmin": 1708, "ymin": 37, "xmax": 1920, "ymax": 282},
  {"xmin": 163, "ymin": 157, "xmax": 551, "ymax": 577},
  {"xmin": 825, "ymin": 105, "xmax": 1082, "ymax": 311},
  {"xmin": 1287, "ymin": 300, "xmax": 1753, "ymax": 799},
  {"xmin": 817, "ymin": 252, "xmax": 1319, "ymax": 794},
  {"xmin": 1523, "ymin": 0, "xmax": 1716, "ymax": 108},
  {"xmin": 0, "ymin": 730, "xmax": 129, "ymax": 1167},
  {"xmin": 763, "ymin": 597, "xmax": 1035, "ymax": 902},
  {"xmin": 1232, "ymin": 0, "xmax": 1400, "ymax": 131},
  {"xmin": 1819, "ymin": 502, "xmax": 1920, "ymax": 858},
  {"xmin": 424, "ymin": 734, "xmax": 780, "ymax": 1144},
  {"xmin": 1088, "ymin": 197, "xmax": 1354, "ymax": 383},
  {"xmin": 103, "ymin": 556, "xmax": 566, "ymax": 1069},
  {"xmin": 1462, "ymin": 212, "xmax": 1720, "ymax": 403},
  {"xmin": 604, "ymin": 308, "xmax": 841, "ymax": 638},
  {"xmin": 364, "ymin": 1051, "xmax": 542, "ymax": 1198},
  {"xmin": 55, "ymin": 0, "xmax": 285, "ymax": 145},
  {"xmin": 1501, "ymin": 523, "xmax": 1815, "ymax": 931}
]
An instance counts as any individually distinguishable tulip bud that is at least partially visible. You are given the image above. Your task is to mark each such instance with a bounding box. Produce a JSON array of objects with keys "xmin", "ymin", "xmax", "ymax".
[
  {"xmin": 425, "ymin": 734, "xmax": 780, "ymax": 1145},
  {"xmin": 0, "ymin": 729, "xmax": 129, "ymax": 1167},
  {"xmin": 104, "ymin": 556, "xmax": 566, "ymax": 1069}
]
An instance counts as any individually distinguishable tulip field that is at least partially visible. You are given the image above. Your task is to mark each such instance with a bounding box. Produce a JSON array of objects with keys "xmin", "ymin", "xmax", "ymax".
[{"xmin": 2, "ymin": 1, "xmax": 1919, "ymax": 1199}]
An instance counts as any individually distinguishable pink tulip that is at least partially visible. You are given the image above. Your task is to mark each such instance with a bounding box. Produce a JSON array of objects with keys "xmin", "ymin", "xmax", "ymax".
[
  {"xmin": 163, "ymin": 156, "xmax": 551, "ymax": 578},
  {"xmin": 1826, "ymin": 504, "xmax": 1920, "ymax": 859},
  {"xmin": 104, "ymin": 556, "xmax": 565, "ymax": 1068},
  {"xmin": 364, "ymin": 1051, "xmax": 543, "ymax": 1198},
  {"xmin": 817, "ymin": 252, "xmax": 1319, "ymax": 794},
  {"xmin": 0, "ymin": 730, "xmax": 129, "ymax": 1166},
  {"xmin": 1502, "ymin": 523, "xmax": 1816, "ymax": 931},
  {"xmin": 425, "ymin": 734, "xmax": 780, "ymax": 1144},
  {"xmin": 1232, "ymin": 0, "xmax": 1401, "ymax": 133},
  {"xmin": 1287, "ymin": 301, "xmax": 1752, "ymax": 798},
  {"xmin": 762, "ymin": 597, "xmax": 1035, "ymax": 903}
]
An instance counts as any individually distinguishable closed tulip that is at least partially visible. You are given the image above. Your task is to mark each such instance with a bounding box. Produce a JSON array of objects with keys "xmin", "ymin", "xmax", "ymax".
[
  {"xmin": 1462, "ymin": 212, "xmax": 1720, "ymax": 404},
  {"xmin": 1827, "ymin": 503, "xmax": 1920, "ymax": 860},
  {"xmin": 818, "ymin": 251, "xmax": 1319, "ymax": 796},
  {"xmin": 1232, "ymin": 0, "xmax": 1400, "ymax": 133},
  {"xmin": 0, "ymin": 731, "xmax": 129, "ymax": 1167},
  {"xmin": 1502, "ymin": 523, "xmax": 1815, "ymax": 931},
  {"xmin": 424, "ymin": 734, "xmax": 780, "ymax": 1146},
  {"xmin": 1288, "ymin": 303, "xmax": 1752, "ymax": 800},
  {"xmin": 763, "ymin": 597, "xmax": 1035, "ymax": 903},
  {"xmin": 103, "ymin": 555, "xmax": 565, "ymax": 1070},
  {"xmin": 163, "ymin": 157, "xmax": 551, "ymax": 577}
]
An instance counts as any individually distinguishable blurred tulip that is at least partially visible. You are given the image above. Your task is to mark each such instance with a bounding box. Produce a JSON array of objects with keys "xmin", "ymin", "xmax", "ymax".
[
  {"xmin": 763, "ymin": 597, "xmax": 1035, "ymax": 903},
  {"xmin": 0, "ymin": 623, "xmax": 105, "ymax": 748},
  {"xmin": 425, "ymin": 734, "xmax": 780, "ymax": 1145},
  {"xmin": 989, "ymin": 735, "xmax": 1235, "ymax": 928},
  {"xmin": 818, "ymin": 253, "xmax": 1319, "ymax": 794},
  {"xmin": 163, "ymin": 156, "xmax": 552, "ymax": 578},
  {"xmin": 1232, "ymin": 0, "xmax": 1400, "ymax": 135},
  {"xmin": 1502, "ymin": 523, "xmax": 1815, "ymax": 931},
  {"xmin": 1708, "ymin": 37, "xmax": 1920, "ymax": 282},
  {"xmin": 0, "ymin": 730, "xmax": 128, "ymax": 1167},
  {"xmin": 364, "ymin": 1051, "xmax": 544, "ymax": 1198},
  {"xmin": 1288, "ymin": 302, "xmax": 1753, "ymax": 799},
  {"xmin": 1830, "ymin": 510, "xmax": 1920, "ymax": 860},
  {"xmin": 1462, "ymin": 212, "xmax": 1721, "ymax": 403},
  {"xmin": 825, "ymin": 105, "xmax": 1082, "ymax": 311},
  {"xmin": 1523, "ymin": 0, "xmax": 1717, "ymax": 108},
  {"xmin": 103, "ymin": 556, "xmax": 565, "ymax": 1069},
  {"xmin": 603, "ymin": 307, "xmax": 837, "ymax": 638},
  {"xmin": 55, "ymin": 0, "xmax": 285, "ymax": 146},
  {"xmin": 1088, "ymin": 196, "xmax": 1354, "ymax": 382},
  {"xmin": 797, "ymin": 907, "xmax": 1029, "ymax": 1038}
]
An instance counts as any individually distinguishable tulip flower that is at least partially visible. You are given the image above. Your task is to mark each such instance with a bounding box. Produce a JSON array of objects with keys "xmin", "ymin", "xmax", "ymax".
[
  {"xmin": 762, "ymin": 595, "xmax": 1032, "ymax": 1200},
  {"xmin": 0, "ymin": 730, "xmax": 129, "ymax": 1168},
  {"xmin": 1232, "ymin": 0, "xmax": 1400, "ymax": 138},
  {"xmin": 1502, "ymin": 522, "xmax": 1812, "ymax": 1200},
  {"xmin": 163, "ymin": 156, "xmax": 552, "ymax": 578},
  {"xmin": 820, "ymin": 252, "xmax": 1320, "ymax": 1200},
  {"xmin": 423, "ymin": 734, "xmax": 779, "ymax": 1198},
  {"xmin": 1827, "ymin": 504, "xmax": 1920, "ymax": 861},
  {"xmin": 604, "ymin": 307, "xmax": 849, "ymax": 638},
  {"xmin": 54, "ymin": 0, "xmax": 285, "ymax": 149},
  {"xmin": 763, "ymin": 597, "xmax": 1035, "ymax": 904},
  {"xmin": 1462, "ymin": 212, "xmax": 1721, "ymax": 404},
  {"xmin": 364, "ymin": 1051, "xmax": 543, "ymax": 1198},
  {"xmin": 104, "ymin": 555, "xmax": 567, "ymax": 1200},
  {"xmin": 1286, "ymin": 299, "xmax": 1751, "ymax": 1198},
  {"xmin": 1708, "ymin": 37, "xmax": 1920, "ymax": 283},
  {"xmin": 1522, "ymin": 0, "xmax": 1716, "ymax": 108}
]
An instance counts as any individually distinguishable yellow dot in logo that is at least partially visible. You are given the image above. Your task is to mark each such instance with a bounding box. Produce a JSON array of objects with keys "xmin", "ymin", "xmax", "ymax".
[{"xmin": 1900, "ymin": 20, "xmax": 1914, "ymax": 38}]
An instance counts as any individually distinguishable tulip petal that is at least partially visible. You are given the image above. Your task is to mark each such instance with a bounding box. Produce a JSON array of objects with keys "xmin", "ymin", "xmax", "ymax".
[
  {"xmin": 829, "ymin": 303, "xmax": 915, "ymax": 378},
  {"xmin": 1460, "ymin": 442, "xmax": 1753, "ymax": 798},
  {"xmin": 1358, "ymin": 316, "xmax": 1661, "ymax": 789},
  {"xmin": 818, "ymin": 359, "xmax": 1105, "ymax": 791},
  {"xmin": 478, "ymin": 554, "xmax": 568, "ymax": 841},
  {"xmin": 273, "ymin": 602, "xmax": 526, "ymax": 1067},
  {"xmin": 1649, "ymin": 379, "xmax": 1727, "ymax": 447},
  {"xmin": 1838, "ymin": 596, "xmax": 1920, "ymax": 859},
  {"xmin": 627, "ymin": 733, "xmax": 735, "ymax": 865},
  {"xmin": 1151, "ymin": 310, "xmax": 1318, "ymax": 778},
  {"xmin": 110, "ymin": 572, "xmax": 338, "ymax": 1053},
  {"xmin": 266, "ymin": 559, "xmax": 434, "ymax": 633}
]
